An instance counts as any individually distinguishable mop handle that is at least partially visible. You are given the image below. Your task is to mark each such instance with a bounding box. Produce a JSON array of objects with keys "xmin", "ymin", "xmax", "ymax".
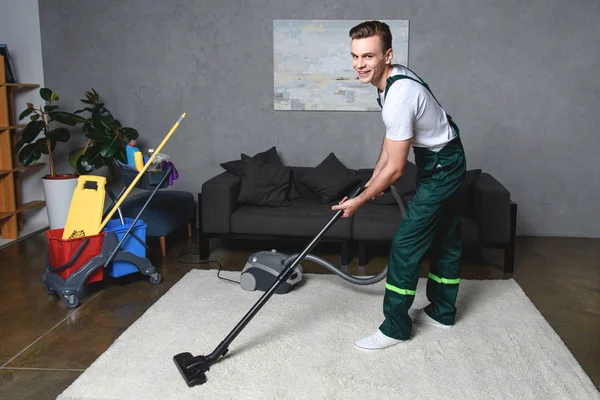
[{"xmin": 98, "ymin": 113, "xmax": 186, "ymax": 231}]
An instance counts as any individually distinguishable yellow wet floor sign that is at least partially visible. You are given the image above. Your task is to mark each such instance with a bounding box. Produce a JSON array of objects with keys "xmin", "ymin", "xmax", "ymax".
[{"xmin": 62, "ymin": 176, "xmax": 107, "ymax": 240}]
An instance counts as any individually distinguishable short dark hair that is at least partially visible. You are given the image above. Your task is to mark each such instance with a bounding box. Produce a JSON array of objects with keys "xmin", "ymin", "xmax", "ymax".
[{"xmin": 349, "ymin": 21, "xmax": 392, "ymax": 53}]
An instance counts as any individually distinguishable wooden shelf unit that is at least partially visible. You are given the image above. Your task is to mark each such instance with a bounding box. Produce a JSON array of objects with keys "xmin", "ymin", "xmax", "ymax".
[{"xmin": 0, "ymin": 56, "xmax": 46, "ymax": 239}]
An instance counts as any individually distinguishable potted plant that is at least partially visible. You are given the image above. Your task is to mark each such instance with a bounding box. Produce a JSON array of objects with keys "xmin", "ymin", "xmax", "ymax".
[
  {"xmin": 15, "ymin": 88, "xmax": 86, "ymax": 229},
  {"xmin": 68, "ymin": 88, "xmax": 139, "ymax": 182}
]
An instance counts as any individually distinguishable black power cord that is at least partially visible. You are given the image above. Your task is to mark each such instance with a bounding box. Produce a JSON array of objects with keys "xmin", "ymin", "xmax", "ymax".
[{"xmin": 177, "ymin": 246, "xmax": 240, "ymax": 285}]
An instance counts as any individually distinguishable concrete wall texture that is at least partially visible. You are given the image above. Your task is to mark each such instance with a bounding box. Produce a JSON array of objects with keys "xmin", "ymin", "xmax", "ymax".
[{"xmin": 38, "ymin": 0, "xmax": 600, "ymax": 237}]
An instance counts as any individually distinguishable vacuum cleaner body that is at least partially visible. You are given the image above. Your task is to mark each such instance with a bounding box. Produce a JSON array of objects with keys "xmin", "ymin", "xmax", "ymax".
[{"xmin": 240, "ymin": 250, "xmax": 303, "ymax": 294}]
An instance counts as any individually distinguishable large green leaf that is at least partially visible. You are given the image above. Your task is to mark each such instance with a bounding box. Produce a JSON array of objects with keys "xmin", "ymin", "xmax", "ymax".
[
  {"xmin": 82, "ymin": 144, "xmax": 104, "ymax": 163},
  {"xmin": 76, "ymin": 148, "xmax": 105, "ymax": 174},
  {"xmin": 47, "ymin": 127, "xmax": 70, "ymax": 142},
  {"xmin": 39, "ymin": 88, "xmax": 53, "ymax": 101},
  {"xmin": 100, "ymin": 137, "xmax": 119, "ymax": 158},
  {"xmin": 35, "ymin": 137, "xmax": 56, "ymax": 154},
  {"xmin": 18, "ymin": 107, "xmax": 35, "ymax": 121},
  {"xmin": 18, "ymin": 143, "xmax": 42, "ymax": 165},
  {"xmin": 21, "ymin": 120, "xmax": 44, "ymax": 143},
  {"xmin": 91, "ymin": 107, "xmax": 103, "ymax": 131},
  {"xmin": 14, "ymin": 137, "xmax": 25, "ymax": 153},
  {"xmin": 44, "ymin": 105, "xmax": 59, "ymax": 112},
  {"xmin": 48, "ymin": 111, "xmax": 78, "ymax": 126},
  {"xmin": 74, "ymin": 107, "xmax": 94, "ymax": 114},
  {"xmin": 101, "ymin": 115, "xmax": 117, "ymax": 132},
  {"xmin": 85, "ymin": 126, "xmax": 112, "ymax": 141},
  {"xmin": 120, "ymin": 127, "xmax": 139, "ymax": 141}
]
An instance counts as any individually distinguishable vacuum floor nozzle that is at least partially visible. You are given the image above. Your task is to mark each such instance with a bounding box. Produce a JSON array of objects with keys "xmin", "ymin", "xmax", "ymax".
[{"xmin": 173, "ymin": 352, "xmax": 211, "ymax": 387}]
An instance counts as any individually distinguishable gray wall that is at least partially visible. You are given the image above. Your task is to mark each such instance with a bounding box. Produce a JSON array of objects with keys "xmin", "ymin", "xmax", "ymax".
[{"xmin": 38, "ymin": 0, "xmax": 600, "ymax": 238}]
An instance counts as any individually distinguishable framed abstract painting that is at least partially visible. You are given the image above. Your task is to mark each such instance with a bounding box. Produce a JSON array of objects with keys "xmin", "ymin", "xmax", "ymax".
[{"xmin": 274, "ymin": 20, "xmax": 409, "ymax": 111}]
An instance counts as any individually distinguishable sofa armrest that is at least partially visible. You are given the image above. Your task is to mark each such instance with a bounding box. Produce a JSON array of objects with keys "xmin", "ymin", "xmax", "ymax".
[
  {"xmin": 472, "ymin": 173, "xmax": 511, "ymax": 244},
  {"xmin": 201, "ymin": 172, "xmax": 241, "ymax": 234}
]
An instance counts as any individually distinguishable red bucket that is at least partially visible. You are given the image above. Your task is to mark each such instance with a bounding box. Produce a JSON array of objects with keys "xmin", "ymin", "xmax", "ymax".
[{"xmin": 46, "ymin": 228, "xmax": 105, "ymax": 283}]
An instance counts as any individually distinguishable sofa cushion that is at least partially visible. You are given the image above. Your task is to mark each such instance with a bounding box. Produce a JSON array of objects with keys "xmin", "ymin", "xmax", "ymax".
[
  {"xmin": 237, "ymin": 158, "xmax": 291, "ymax": 207},
  {"xmin": 300, "ymin": 153, "xmax": 361, "ymax": 204},
  {"xmin": 230, "ymin": 199, "xmax": 352, "ymax": 238}
]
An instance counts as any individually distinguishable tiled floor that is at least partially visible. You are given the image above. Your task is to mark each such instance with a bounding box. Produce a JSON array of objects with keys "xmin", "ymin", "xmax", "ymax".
[{"xmin": 0, "ymin": 231, "xmax": 598, "ymax": 399}]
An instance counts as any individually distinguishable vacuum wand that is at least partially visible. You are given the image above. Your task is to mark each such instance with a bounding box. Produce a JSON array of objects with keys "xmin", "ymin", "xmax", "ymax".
[{"xmin": 173, "ymin": 185, "xmax": 366, "ymax": 387}]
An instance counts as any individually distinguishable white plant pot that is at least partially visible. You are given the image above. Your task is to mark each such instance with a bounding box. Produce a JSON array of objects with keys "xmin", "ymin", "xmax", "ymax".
[{"xmin": 42, "ymin": 174, "xmax": 79, "ymax": 230}]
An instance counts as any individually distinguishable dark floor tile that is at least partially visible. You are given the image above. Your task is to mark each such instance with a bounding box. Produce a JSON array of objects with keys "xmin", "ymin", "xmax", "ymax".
[
  {"xmin": 0, "ymin": 368, "xmax": 82, "ymax": 400},
  {"xmin": 0, "ymin": 236, "xmax": 75, "ymax": 366},
  {"xmin": 4, "ymin": 263, "xmax": 197, "ymax": 370}
]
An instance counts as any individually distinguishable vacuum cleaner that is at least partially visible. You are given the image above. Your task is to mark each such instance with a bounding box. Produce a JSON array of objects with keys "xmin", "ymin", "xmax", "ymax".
[
  {"xmin": 240, "ymin": 249, "xmax": 303, "ymax": 294},
  {"xmin": 173, "ymin": 184, "xmax": 406, "ymax": 387},
  {"xmin": 238, "ymin": 185, "xmax": 407, "ymax": 295}
]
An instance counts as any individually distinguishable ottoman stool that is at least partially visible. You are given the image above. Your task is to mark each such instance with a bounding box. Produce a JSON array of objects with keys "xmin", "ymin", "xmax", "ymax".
[{"xmin": 119, "ymin": 190, "xmax": 196, "ymax": 256}]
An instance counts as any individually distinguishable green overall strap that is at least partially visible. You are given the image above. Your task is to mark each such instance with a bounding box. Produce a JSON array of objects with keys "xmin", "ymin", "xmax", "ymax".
[{"xmin": 380, "ymin": 70, "xmax": 460, "ymax": 136}]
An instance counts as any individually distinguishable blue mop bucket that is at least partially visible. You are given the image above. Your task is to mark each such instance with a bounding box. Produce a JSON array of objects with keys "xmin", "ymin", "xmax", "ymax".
[{"xmin": 103, "ymin": 217, "xmax": 147, "ymax": 277}]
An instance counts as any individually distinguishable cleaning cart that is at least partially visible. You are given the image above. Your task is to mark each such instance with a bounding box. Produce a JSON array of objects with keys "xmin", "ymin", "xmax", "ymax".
[
  {"xmin": 41, "ymin": 169, "xmax": 173, "ymax": 308},
  {"xmin": 42, "ymin": 113, "xmax": 185, "ymax": 308}
]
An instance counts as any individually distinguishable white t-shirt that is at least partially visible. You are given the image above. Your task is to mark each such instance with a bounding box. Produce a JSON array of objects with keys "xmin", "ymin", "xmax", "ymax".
[{"xmin": 379, "ymin": 65, "xmax": 457, "ymax": 151}]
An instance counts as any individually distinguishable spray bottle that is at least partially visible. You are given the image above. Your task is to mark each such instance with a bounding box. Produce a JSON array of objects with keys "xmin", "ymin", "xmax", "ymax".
[{"xmin": 126, "ymin": 140, "xmax": 144, "ymax": 171}]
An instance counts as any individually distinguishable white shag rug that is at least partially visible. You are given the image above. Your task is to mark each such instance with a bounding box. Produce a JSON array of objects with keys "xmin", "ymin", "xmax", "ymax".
[{"xmin": 57, "ymin": 269, "xmax": 599, "ymax": 400}]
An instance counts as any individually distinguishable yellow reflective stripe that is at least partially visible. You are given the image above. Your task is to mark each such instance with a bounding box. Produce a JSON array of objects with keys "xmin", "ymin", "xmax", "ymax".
[
  {"xmin": 385, "ymin": 283, "xmax": 416, "ymax": 296},
  {"xmin": 428, "ymin": 272, "xmax": 460, "ymax": 285}
]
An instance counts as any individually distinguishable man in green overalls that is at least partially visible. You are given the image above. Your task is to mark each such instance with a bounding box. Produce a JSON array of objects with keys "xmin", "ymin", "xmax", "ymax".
[{"xmin": 332, "ymin": 21, "xmax": 467, "ymax": 350}]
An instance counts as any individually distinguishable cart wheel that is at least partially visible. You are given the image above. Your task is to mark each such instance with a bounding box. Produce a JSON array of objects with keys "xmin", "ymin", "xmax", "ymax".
[
  {"xmin": 64, "ymin": 295, "xmax": 80, "ymax": 309},
  {"xmin": 149, "ymin": 273, "xmax": 162, "ymax": 285},
  {"xmin": 45, "ymin": 285, "xmax": 55, "ymax": 295}
]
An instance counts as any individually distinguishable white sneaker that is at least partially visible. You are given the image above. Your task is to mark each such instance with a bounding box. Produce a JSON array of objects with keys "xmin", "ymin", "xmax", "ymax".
[
  {"xmin": 411, "ymin": 308, "xmax": 453, "ymax": 329},
  {"xmin": 354, "ymin": 329, "xmax": 405, "ymax": 350}
]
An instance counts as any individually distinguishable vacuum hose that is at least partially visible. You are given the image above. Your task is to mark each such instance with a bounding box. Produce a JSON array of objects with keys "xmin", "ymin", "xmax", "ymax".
[
  {"xmin": 282, "ymin": 185, "xmax": 407, "ymax": 286},
  {"xmin": 284, "ymin": 254, "xmax": 388, "ymax": 285}
]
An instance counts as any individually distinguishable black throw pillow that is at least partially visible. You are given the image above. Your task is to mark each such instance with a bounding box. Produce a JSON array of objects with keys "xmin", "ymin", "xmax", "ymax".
[
  {"xmin": 241, "ymin": 146, "xmax": 301, "ymax": 200},
  {"xmin": 300, "ymin": 153, "xmax": 361, "ymax": 204},
  {"xmin": 221, "ymin": 146, "xmax": 283, "ymax": 177},
  {"xmin": 238, "ymin": 158, "xmax": 291, "ymax": 207},
  {"xmin": 241, "ymin": 146, "xmax": 283, "ymax": 165},
  {"xmin": 220, "ymin": 159, "xmax": 246, "ymax": 177}
]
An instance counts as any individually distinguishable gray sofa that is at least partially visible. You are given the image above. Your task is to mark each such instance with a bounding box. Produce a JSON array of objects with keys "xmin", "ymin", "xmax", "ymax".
[{"xmin": 199, "ymin": 147, "xmax": 517, "ymax": 273}]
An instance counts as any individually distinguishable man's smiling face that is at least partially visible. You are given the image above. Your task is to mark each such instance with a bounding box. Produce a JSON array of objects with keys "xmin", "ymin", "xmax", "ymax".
[{"xmin": 351, "ymin": 35, "xmax": 393, "ymax": 91}]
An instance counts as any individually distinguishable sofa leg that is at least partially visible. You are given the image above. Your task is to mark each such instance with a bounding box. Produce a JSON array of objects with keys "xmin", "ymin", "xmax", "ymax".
[
  {"xmin": 358, "ymin": 241, "xmax": 367, "ymax": 266},
  {"xmin": 341, "ymin": 240, "xmax": 351, "ymax": 266},
  {"xmin": 504, "ymin": 202, "xmax": 517, "ymax": 276},
  {"xmin": 159, "ymin": 236, "xmax": 166, "ymax": 257},
  {"xmin": 187, "ymin": 221, "xmax": 192, "ymax": 237}
]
